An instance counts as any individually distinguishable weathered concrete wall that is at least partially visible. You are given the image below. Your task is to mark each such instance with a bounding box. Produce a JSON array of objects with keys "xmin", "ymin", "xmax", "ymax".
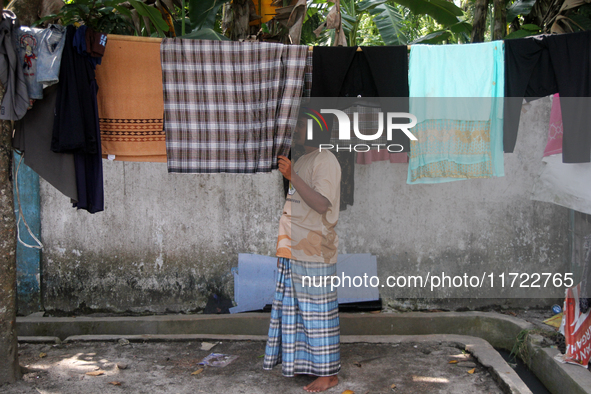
[{"xmin": 40, "ymin": 97, "xmax": 569, "ymax": 313}]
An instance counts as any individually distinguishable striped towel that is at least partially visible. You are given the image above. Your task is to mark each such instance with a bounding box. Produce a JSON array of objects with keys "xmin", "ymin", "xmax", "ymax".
[
  {"xmin": 264, "ymin": 258, "xmax": 341, "ymax": 377},
  {"xmin": 160, "ymin": 40, "xmax": 307, "ymax": 173}
]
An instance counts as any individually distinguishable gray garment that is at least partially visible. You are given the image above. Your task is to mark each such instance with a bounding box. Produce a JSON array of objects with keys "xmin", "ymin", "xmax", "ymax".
[
  {"xmin": 0, "ymin": 10, "xmax": 29, "ymax": 120},
  {"xmin": 13, "ymin": 84, "xmax": 78, "ymax": 201},
  {"xmin": 17, "ymin": 26, "xmax": 44, "ymax": 99},
  {"xmin": 36, "ymin": 24, "xmax": 66, "ymax": 86}
]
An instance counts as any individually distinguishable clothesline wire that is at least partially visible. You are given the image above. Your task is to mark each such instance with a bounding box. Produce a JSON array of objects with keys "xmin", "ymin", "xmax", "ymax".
[{"xmin": 105, "ymin": 34, "xmax": 412, "ymax": 50}]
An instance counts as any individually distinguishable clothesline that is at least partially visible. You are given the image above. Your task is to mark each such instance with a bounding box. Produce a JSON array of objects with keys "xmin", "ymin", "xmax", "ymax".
[{"xmin": 103, "ymin": 34, "xmax": 412, "ymax": 50}]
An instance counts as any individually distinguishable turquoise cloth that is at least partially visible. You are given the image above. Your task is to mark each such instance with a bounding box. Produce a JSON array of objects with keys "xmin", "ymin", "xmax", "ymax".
[{"xmin": 408, "ymin": 41, "xmax": 505, "ymax": 184}]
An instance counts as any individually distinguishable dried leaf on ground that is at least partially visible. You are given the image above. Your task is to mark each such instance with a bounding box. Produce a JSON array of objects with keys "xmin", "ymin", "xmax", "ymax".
[
  {"xmin": 86, "ymin": 370, "xmax": 105, "ymax": 376},
  {"xmin": 341, "ymin": 390, "xmax": 355, "ymax": 394},
  {"xmin": 467, "ymin": 368, "xmax": 476, "ymax": 374},
  {"xmin": 191, "ymin": 368, "xmax": 204, "ymax": 375},
  {"xmin": 200, "ymin": 342, "xmax": 217, "ymax": 351},
  {"xmin": 390, "ymin": 383, "xmax": 397, "ymax": 388},
  {"xmin": 109, "ymin": 381, "xmax": 122, "ymax": 386},
  {"xmin": 39, "ymin": 353, "xmax": 47, "ymax": 358},
  {"xmin": 448, "ymin": 360, "xmax": 458, "ymax": 364}
]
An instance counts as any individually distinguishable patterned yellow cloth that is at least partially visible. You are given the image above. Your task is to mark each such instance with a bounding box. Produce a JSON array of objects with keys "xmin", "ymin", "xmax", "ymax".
[
  {"xmin": 409, "ymin": 120, "xmax": 493, "ymax": 182},
  {"xmin": 96, "ymin": 35, "xmax": 166, "ymax": 162}
]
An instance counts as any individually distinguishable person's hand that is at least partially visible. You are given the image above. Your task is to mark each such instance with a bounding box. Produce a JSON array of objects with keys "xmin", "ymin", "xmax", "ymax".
[{"xmin": 278, "ymin": 155, "xmax": 292, "ymax": 181}]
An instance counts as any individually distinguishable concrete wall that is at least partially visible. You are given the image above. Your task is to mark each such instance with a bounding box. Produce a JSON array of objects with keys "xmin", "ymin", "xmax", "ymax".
[{"xmin": 39, "ymin": 97, "xmax": 569, "ymax": 314}]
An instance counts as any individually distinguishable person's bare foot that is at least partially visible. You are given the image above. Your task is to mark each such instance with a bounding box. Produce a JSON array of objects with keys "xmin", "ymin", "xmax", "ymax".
[{"xmin": 303, "ymin": 375, "xmax": 338, "ymax": 392}]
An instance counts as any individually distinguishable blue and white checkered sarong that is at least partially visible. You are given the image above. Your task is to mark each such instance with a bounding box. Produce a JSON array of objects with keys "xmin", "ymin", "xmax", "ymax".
[{"xmin": 263, "ymin": 258, "xmax": 340, "ymax": 377}]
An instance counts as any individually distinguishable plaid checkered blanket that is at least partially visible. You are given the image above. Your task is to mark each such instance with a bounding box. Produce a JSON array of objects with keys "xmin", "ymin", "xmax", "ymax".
[{"xmin": 161, "ymin": 39, "xmax": 307, "ymax": 173}]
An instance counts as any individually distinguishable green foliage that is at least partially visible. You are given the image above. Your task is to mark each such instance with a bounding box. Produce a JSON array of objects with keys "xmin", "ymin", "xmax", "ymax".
[
  {"xmin": 393, "ymin": 0, "xmax": 463, "ymax": 27},
  {"xmin": 188, "ymin": 0, "xmax": 230, "ymax": 31},
  {"xmin": 504, "ymin": 22, "xmax": 539, "ymax": 39},
  {"xmin": 128, "ymin": 0, "xmax": 169, "ymax": 37},
  {"xmin": 33, "ymin": 0, "xmax": 133, "ymax": 35},
  {"xmin": 506, "ymin": 0, "xmax": 536, "ymax": 22},
  {"xmin": 368, "ymin": 3, "xmax": 407, "ymax": 45}
]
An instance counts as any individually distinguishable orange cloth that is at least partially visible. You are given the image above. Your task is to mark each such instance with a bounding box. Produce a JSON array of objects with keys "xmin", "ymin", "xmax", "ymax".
[{"xmin": 96, "ymin": 35, "xmax": 166, "ymax": 162}]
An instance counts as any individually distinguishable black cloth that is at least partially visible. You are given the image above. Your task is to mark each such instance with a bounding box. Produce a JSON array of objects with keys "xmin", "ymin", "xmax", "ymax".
[
  {"xmin": 545, "ymin": 31, "xmax": 591, "ymax": 163},
  {"xmin": 504, "ymin": 31, "xmax": 591, "ymax": 162},
  {"xmin": 73, "ymin": 75, "xmax": 103, "ymax": 213},
  {"xmin": 13, "ymin": 84, "xmax": 78, "ymax": 201},
  {"xmin": 504, "ymin": 36, "xmax": 557, "ymax": 153},
  {"xmin": 310, "ymin": 46, "xmax": 409, "ymax": 210},
  {"xmin": 52, "ymin": 25, "xmax": 104, "ymax": 213},
  {"xmin": 310, "ymin": 46, "xmax": 409, "ymax": 99},
  {"xmin": 51, "ymin": 25, "xmax": 98, "ymax": 154}
]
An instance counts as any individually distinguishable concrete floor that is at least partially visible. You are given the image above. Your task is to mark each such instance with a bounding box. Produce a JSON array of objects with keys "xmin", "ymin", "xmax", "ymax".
[{"xmin": 3, "ymin": 339, "xmax": 504, "ymax": 394}]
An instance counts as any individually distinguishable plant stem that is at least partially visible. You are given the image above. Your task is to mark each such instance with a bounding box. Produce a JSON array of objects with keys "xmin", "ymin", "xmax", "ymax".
[{"xmin": 181, "ymin": 0, "xmax": 186, "ymax": 36}]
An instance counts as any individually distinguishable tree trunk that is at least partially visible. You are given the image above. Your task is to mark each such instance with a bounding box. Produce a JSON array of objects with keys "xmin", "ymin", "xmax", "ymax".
[
  {"xmin": 0, "ymin": 99, "xmax": 20, "ymax": 385},
  {"xmin": 493, "ymin": 0, "xmax": 506, "ymax": 40},
  {"xmin": 232, "ymin": 0, "xmax": 250, "ymax": 40},
  {"xmin": 0, "ymin": 0, "xmax": 56, "ymax": 383},
  {"xmin": 471, "ymin": 0, "xmax": 489, "ymax": 43}
]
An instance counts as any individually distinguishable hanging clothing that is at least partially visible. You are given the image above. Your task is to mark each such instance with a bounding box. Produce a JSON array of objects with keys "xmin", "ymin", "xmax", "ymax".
[
  {"xmin": 12, "ymin": 84, "xmax": 77, "ymax": 201},
  {"xmin": 85, "ymin": 27, "xmax": 107, "ymax": 58},
  {"xmin": 504, "ymin": 36, "xmax": 557, "ymax": 154},
  {"xmin": 311, "ymin": 46, "xmax": 409, "ymax": 148},
  {"xmin": 0, "ymin": 10, "xmax": 29, "ymax": 121},
  {"xmin": 408, "ymin": 41, "xmax": 504, "ymax": 184},
  {"xmin": 504, "ymin": 30, "xmax": 591, "ymax": 163},
  {"xmin": 52, "ymin": 25, "xmax": 104, "ymax": 213},
  {"xmin": 73, "ymin": 25, "xmax": 104, "ymax": 214},
  {"xmin": 310, "ymin": 46, "xmax": 408, "ymax": 209},
  {"xmin": 310, "ymin": 46, "xmax": 408, "ymax": 99},
  {"xmin": 531, "ymin": 154, "xmax": 591, "ymax": 215},
  {"xmin": 544, "ymin": 93, "xmax": 563, "ymax": 157},
  {"xmin": 96, "ymin": 36, "xmax": 166, "ymax": 162},
  {"xmin": 161, "ymin": 39, "xmax": 307, "ymax": 173},
  {"xmin": 52, "ymin": 25, "xmax": 99, "ymax": 154},
  {"xmin": 36, "ymin": 24, "xmax": 67, "ymax": 87},
  {"xmin": 264, "ymin": 258, "xmax": 340, "ymax": 377},
  {"xmin": 545, "ymin": 30, "xmax": 591, "ymax": 163},
  {"xmin": 16, "ymin": 26, "xmax": 44, "ymax": 100}
]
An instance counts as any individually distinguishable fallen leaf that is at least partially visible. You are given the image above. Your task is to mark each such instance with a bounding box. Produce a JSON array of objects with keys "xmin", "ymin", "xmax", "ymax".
[
  {"xmin": 257, "ymin": 354, "xmax": 265, "ymax": 358},
  {"xmin": 191, "ymin": 368, "xmax": 204, "ymax": 375},
  {"xmin": 341, "ymin": 390, "xmax": 355, "ymax": 394},
  {"xmin": 200, "ymin": 342, "xmax": 217, "ymax": 351},
  {"xmin": 448, "ymin": 360, "xmax": 458, "ymax": 364},
  {"xmin": 39, "ymin": 353, "xmax": 47, "ymax": 358},
  {"xmin": 390, "ymin": 383, "xmax": 397, "ymax": 389},
  {"xmin": 370, "ymin": 310, "xmax": 381, "ymax": 314},
  {"xmin": 109, "ymin": 381, "xmax": 121, "ymax": 386},
  {"xmin": 467, "ymin": 368, "xmax": 475, "ymax": 374},
  {"xmin": 86, "ymin": 371, "xmax": 105, "ymax": 376}
]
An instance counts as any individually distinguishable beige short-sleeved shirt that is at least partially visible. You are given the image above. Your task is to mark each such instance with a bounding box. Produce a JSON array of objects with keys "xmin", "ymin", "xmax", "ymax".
[{"xmin": 276, "ymin": 150, "xmax": 341, "ymax": 264}]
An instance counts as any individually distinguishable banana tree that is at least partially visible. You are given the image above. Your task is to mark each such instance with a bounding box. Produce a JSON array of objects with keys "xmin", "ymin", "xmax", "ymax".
[{"xmin": 311, "ymin": 0, "xmax": 469, "ymax": 46}]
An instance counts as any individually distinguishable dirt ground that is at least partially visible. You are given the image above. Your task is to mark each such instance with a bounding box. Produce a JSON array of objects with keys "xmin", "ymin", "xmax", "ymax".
[{"xmin": 2, "ymin": 339, "xmax": 504, "ymax": 394}]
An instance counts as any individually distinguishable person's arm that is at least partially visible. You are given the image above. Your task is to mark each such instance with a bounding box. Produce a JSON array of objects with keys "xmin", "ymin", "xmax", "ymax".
[{"xmin": 278, "ymin": 155, "xmax": 330, "ymax": 214}]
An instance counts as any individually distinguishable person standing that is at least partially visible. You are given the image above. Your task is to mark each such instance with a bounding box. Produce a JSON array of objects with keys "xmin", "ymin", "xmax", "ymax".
[{"xmin": 263, "ymin": 115, "xmax": 342, "ymax": 392}]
